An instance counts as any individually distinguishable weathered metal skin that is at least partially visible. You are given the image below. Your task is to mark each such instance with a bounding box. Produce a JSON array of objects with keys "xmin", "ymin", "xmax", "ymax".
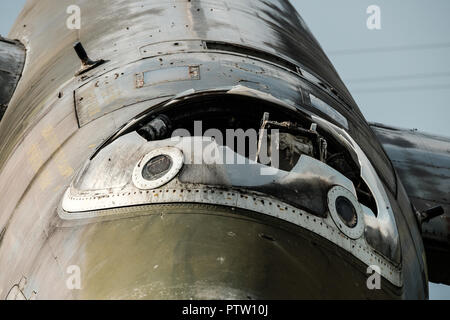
[
  {"xmin": 0, "ymin": 37, "xmax": 26, "ymax": 120},
  {"xmin": 371, "ymin": 123, "xmax": 450, "ymax": 285},
  {"xmin": 63, "ymin": 90, "xmax": 403, "ymax": 269},
  {"xmin": 0, "ymin": 0, "xmax": 428, "ymax": 299},
  {"xmin": 64, "ymin": 205, "xmax": 402, "ymax": 300},
  {"xmin": 60, "ymin": 132, "xmax": 403, "ymax": 285}
]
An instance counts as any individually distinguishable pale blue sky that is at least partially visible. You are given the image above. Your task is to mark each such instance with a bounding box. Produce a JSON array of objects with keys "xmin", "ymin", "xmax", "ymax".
[
  {"xmin": 1, "ymin": 0, "xmax": 448, "ymax": 299},
  {"xmin": 295, "ymin": 0, "xmax": 450, "ymax": 137}
]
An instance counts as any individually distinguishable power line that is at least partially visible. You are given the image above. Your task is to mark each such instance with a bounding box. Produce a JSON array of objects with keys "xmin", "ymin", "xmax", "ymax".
[
  {"xmin": 328, "ymin": 42, "xmax": 450, "ymax": 56},
  {"xmin": 344, "ymin": 71, "xmax": 450, "ymax": 83},
  {"xmin": 351, "ymin": 84, "xmax": 450, "ymax": 94}
]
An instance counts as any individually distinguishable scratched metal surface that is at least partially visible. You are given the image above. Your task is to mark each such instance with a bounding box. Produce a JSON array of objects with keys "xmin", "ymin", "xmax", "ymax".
[
  {"xmin": 0, "ymin": 0, "xmax": 428, "ymax": 299},
  {"xmin": 371, "ymin": 123, "xmax": 450, "ymax": 284},
  {"xmin": 371, "ymin": 123, "xmax": 450, "ymax": 241}
]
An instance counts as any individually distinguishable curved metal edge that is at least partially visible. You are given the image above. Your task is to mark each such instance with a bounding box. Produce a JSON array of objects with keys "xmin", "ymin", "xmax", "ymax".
[
  {"xmin": 59, "ymin": 186, "xmax": 402, "ymax": 287},
  {"xmin": 313, "ymin": 115, "xmax": 401, "ymax": 265}
]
